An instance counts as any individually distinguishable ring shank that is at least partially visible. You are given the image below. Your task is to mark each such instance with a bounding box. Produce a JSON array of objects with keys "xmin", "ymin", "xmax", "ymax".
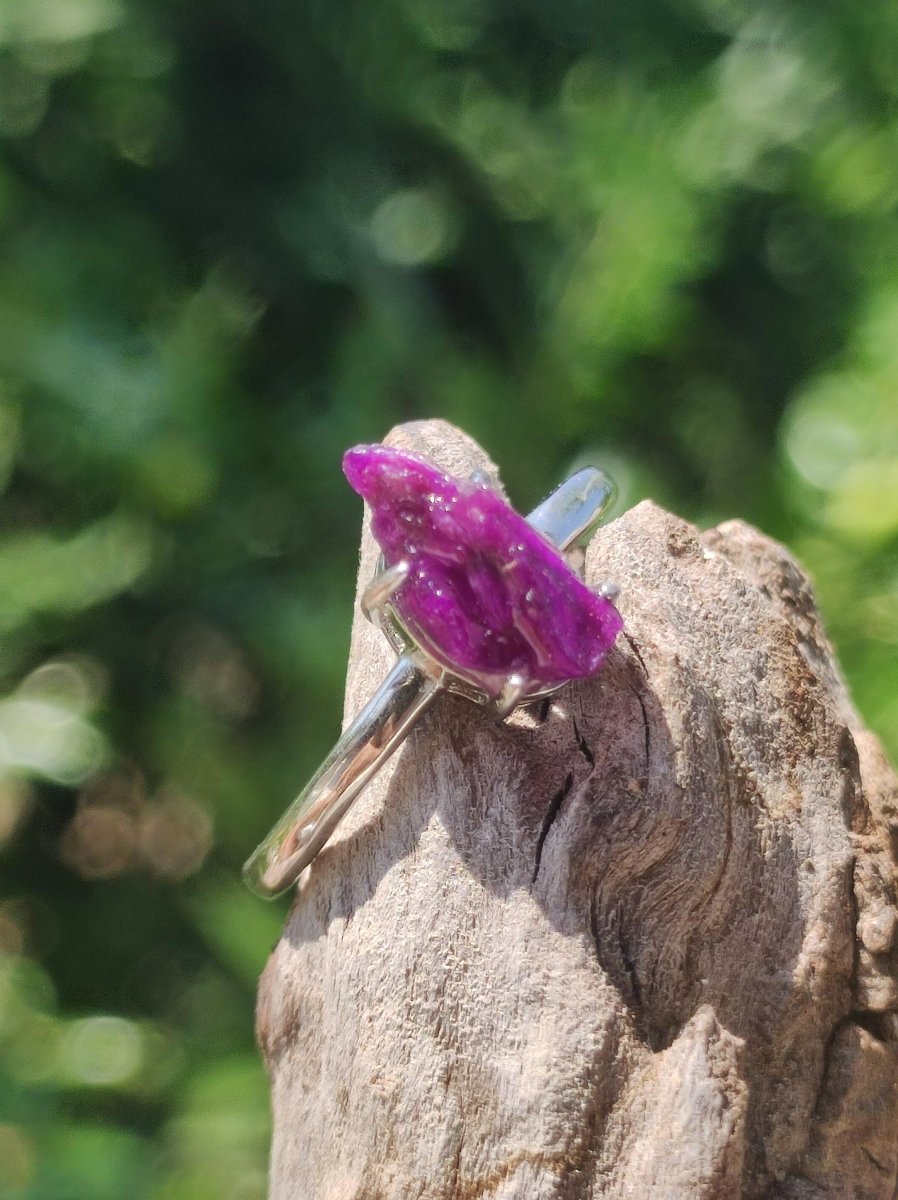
[{"xmin": 243, "ymin": 655, "xmax": 441, "ymax": 896}]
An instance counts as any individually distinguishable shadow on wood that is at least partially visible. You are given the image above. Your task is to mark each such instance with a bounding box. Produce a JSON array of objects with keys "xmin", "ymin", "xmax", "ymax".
[{"xmin": 257, "ymin": 420, "xmax": 898, "ymax": 1200}]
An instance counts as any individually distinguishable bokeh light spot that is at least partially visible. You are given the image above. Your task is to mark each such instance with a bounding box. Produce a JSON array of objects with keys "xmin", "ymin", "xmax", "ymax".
[
  {"xmin": 167, "ymin": 623, "xmax": 260, "ymax": 720},
  {"xmin": 19, "ymin": 657, "xmax": 104, "ymax": 716},
  {"xmin": 370, "ymin": 188, "xmax": 456, "ymax": 266},
  {"xmin": 813, "ymin": 129, "xmax": 898, "ymax": 216},
  {"xmin": 61, "ymin": 1016, "xmax": 142, "ymax": 1087},
  {"xmin": 782, "ymin": 389, "xmax": 865, "ymax": 490},
  {"xmin": 827, "ymin": 457, "xmax": 898, "ymax": 543},
  {"xmin": 0, "ymin": 0, "xmax": 122, "ymax": 44},
  {"xmin": 60, "ymin": 805, "xmax": 136, "ymax": 879},
  {"xmin": 139, "ymin": 793, "xmax": 212, "ymax": 880},
  {"xmin": 0, "ymin": 685, "xmax": 107, "ymax": 784},
  {"xmin": 134, "ymin": 434, "xmax": 218, "ymax": 518}
]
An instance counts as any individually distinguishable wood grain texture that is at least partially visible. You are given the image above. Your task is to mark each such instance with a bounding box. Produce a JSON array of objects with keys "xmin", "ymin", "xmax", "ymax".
[{"xmin": 257, "ymin": 420, "xmax": 898, "ymax": 1200}]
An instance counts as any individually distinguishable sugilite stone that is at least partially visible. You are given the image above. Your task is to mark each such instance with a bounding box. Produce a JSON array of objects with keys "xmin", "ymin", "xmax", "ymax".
[{"xmin": 343, "ymin": 444, "xmax": 623, "ymax": 698}]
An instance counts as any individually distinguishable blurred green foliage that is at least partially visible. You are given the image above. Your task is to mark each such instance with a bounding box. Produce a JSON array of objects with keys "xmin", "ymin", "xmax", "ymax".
[{"xmin": 0, "ymin": 0, "xmax": 897, "ymax": 1195}]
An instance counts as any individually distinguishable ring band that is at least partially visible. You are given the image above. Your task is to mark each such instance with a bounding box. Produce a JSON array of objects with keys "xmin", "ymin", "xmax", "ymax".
[{"xmin": 243, "ymin": 459, "xmax": 618, "ymax": 898}]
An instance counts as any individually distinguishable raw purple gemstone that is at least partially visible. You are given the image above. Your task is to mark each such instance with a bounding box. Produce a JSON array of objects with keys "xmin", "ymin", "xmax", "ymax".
[{"xmin": 343, "ymin": 444, "xmax": 622, "ymax": 698}]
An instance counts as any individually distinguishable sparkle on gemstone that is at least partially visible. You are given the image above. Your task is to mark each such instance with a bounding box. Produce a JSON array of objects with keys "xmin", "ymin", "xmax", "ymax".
[{"xmin": 343, "ymin": 444, "xmax": 622, "ymax": 698}]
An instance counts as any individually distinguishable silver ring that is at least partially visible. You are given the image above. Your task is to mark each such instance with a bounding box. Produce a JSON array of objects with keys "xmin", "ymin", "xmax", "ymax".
[{"xmin": 243, "ymin": 450, "xmax": 620, "ymax": 898}]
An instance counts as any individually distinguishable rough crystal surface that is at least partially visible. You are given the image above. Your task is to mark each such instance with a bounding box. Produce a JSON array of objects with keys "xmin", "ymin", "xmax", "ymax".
[{"xmin": 343, "ymin": 444, "xmax": 623, "ymax": 697}]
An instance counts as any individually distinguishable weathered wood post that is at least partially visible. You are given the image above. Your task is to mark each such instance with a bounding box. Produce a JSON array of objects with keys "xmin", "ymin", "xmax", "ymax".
[{"xmin": 257, "ymin": 420, "xmax": 898, "ymax": 1199}]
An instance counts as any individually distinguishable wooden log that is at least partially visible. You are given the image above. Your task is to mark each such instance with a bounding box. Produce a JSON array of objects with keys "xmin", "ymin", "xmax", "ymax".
[{"xmin": 257, "ymin": 420, "xmax": 898, "ymax": 1199}]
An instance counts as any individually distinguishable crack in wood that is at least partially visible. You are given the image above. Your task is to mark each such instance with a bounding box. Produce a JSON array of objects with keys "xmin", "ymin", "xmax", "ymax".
[
  {"xmin": 634, "ymin": 689, "xmax": 650, "ymax": 770},
  {"xmin": 623, "ymin": 631, "xmax": 648, "ymax": 676},
  {"xmin": 572, "ymin": 716, "xmax": 596, "ymax": 767},
  {"xmin": 861, "ymin": 1145, "xmax": 890, "ymax": 1174},
  {"xmin": 532, "ymin": 772, "xmax": 574, "ymax": 883},
  {"xmin": 621, "ymin": 633, "xmax": 651, "ymax": 770}
]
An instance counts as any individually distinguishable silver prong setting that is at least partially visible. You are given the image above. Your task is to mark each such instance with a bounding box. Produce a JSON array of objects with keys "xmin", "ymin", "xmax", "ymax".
[
  {"xmin": 361, "ymin": 560, "xmax": 410, "ymax": 623},
  {"xmin": 469, "ymin": 469, "xmax": 493, "ymax": 488},
  {"xmin": 496, "ymin": 672, "xmax": 527, "ymax": 719},
  {"xmin": 598, "ymin": 579, "xmax": 621, "ymax": 603}
]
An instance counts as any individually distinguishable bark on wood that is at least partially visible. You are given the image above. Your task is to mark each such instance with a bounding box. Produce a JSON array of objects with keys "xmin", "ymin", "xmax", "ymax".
[{"xmin": 258, "ymin": 420, "xmax": 898, "ymax": 1200}]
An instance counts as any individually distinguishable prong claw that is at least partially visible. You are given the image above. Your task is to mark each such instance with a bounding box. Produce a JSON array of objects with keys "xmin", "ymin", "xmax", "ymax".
[
  {"xmin": 469, "ymin": 469, "xmax": 493, "ymax": 488},
  {"xmin": 361, "ymin": 560, "xmax": 410, "ymax": 622},
  {"xmin": 598, "ymin": 579, "xmax": 621, "ymax": 603},
  {"xmin": 496, "ymin": 672, "xmax": 526, "ymax": 719}
]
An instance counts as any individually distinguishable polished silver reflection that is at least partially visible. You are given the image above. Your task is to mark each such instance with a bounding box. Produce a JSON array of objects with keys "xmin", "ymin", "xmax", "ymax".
[
  {"xmin": 243, "ymin": 465, "xmax": 617, "ymax": 898},
  {"xmin": 526, "ymin": 467, "xmax": 616, "ymax": 549}
]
